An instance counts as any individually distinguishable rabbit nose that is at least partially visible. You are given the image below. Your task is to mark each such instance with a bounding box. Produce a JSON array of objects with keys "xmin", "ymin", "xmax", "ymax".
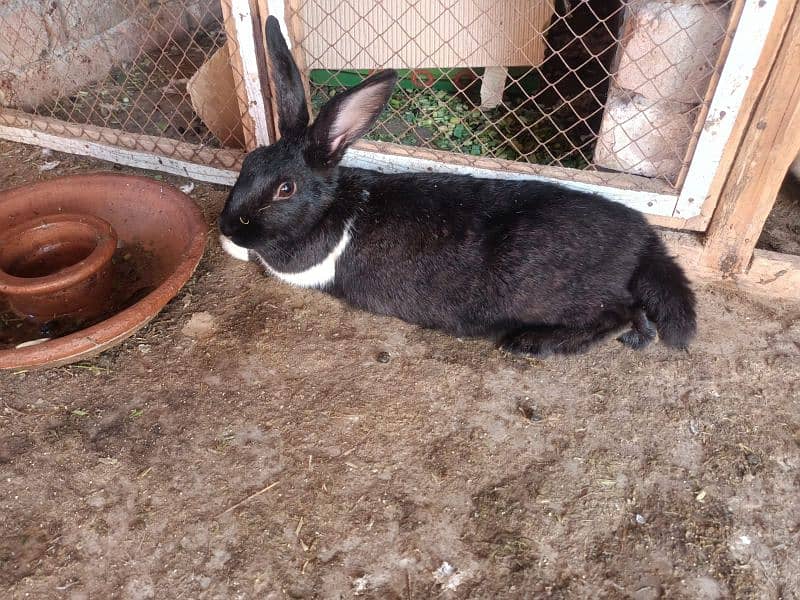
[{"xmin": 218, "ymin": 212, "xmax": 237, "ymax": 237}]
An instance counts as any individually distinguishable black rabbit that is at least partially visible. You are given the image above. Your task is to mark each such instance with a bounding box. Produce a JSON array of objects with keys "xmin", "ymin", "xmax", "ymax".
[{"xmin": 218, "ymin": 16, "xmax": 696, "ymax": 358}]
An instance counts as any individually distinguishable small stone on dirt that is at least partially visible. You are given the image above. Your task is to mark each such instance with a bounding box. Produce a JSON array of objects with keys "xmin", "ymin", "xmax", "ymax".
[
  {"xmin": 181, "ymin": 312, "xmax": 217, "ymax": 339},
  {"xmin": 433, "ymin": 561, "xmax": 465, "ymax": 590},
  {"xmin": 745, "ymin": 453, "xmax": 761, "ymax": 467},
  {"xmin": 376, "ymin": 351, "xmax": 390, "ymax": 363},
  {"xmin": 39, "ymin": 160, "xmax": 60, "ymax": 172}
]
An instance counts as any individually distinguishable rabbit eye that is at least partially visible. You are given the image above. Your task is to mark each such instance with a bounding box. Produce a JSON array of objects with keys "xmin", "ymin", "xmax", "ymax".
[
  {"xmin": 239, "ymin": 216, "xmax": 250, "ymax": 225},
  {"xmin": 275, "ymin": 180, "xmax": 296, "ymax": 200}
]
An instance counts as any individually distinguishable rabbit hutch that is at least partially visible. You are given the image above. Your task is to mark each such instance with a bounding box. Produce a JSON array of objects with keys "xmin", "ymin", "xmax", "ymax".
[{"xmin": 1, "ymin": 0, "xmax": 798, "ymax": 299}]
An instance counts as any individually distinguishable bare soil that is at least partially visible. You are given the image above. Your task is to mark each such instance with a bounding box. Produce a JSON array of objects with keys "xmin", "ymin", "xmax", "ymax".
[{"xmin": 1, "ymin": 141, "xmax": 800, "ymax": 599}]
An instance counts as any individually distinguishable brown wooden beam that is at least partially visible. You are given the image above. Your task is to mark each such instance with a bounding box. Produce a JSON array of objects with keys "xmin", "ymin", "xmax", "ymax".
[
  {"xmin": 221, "ymin": 0, "xmax": 259, "ymax": 151},
  {"xmin": 666, "ymin": 232, "xmax": 800, "ymax": 301},
  {"xmin": 702, "ymin": 0, "xmax": 800, "ymax": 275}
]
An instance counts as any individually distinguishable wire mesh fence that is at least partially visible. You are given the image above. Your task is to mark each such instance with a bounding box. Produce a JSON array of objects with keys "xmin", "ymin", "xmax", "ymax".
[
  {"xmin": 291, "ymin": 0, "xmax": 737, "ymax": 187},
  {"xmin": 0, "ymin": 0, "xmax": 250, "ymax": 169},
  {"xmin": 0, "ymin": 0, "xmax": 739, "ymax": 189}
]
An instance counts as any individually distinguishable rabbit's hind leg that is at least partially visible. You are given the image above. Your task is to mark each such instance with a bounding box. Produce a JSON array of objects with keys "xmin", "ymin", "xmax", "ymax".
[
  {"xmin": 617, "ymin": 309, "xmax": 657, "ymax": 350},
  {"xmin": 499, "ymin": 322, "xmax": 614, "ymax": 358},
  {"xmin": 499, "ymin": 306, "xmax": 634, "ymax": 358}
]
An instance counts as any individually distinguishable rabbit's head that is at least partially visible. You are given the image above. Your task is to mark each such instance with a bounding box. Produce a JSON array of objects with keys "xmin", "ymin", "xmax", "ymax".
[{"xmin": 219, "ymin": 16, "xmax": 397, "ymax": 254}]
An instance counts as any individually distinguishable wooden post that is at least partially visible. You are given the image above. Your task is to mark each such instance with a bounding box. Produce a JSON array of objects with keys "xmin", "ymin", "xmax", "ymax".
[
  {"xmin": 701, "ymin": 0, "xmax": 800, "ymax": 276},
  {"xmin": 675, "ymin": 0, "xmax": 796, "ymax": 225},
  {"xmin": 253, "ymin": 0, "xmax": 277, "ymax": 143},
  {"xmin": 221, "ymin": 0, "xmax": 257, "ymax": 149},
  {"xmin": 221, "ymin": 0, "xmax": 272, "ymax": 150}
]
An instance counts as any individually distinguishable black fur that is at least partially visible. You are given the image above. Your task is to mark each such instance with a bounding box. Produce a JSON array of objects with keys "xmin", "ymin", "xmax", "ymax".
[{"xmin": 218, "ymin": 16, "xmax": 697, "ymax": 357}]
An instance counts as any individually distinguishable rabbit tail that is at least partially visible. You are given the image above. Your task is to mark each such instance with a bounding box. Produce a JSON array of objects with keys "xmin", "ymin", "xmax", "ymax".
[{"xmin": 630, "ymin": 237, "xmax": 697, "ymax": 349}]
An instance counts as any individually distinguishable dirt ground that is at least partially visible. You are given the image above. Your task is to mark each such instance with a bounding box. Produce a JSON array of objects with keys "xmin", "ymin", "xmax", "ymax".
[{"xmin": 1, "ymin": 141, "xmax": 800, "ymax": 599}]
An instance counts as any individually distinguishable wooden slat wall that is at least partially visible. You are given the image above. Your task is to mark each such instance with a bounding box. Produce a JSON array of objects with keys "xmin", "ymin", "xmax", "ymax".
[{"xmin": 297, "ymin": 0, "xmax": 555, "ymax": 69}]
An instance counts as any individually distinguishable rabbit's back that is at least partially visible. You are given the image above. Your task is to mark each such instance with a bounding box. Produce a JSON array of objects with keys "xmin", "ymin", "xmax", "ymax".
[{"xmin": 333, "ymin": 170, "xmax": 655, "ymax": 336}]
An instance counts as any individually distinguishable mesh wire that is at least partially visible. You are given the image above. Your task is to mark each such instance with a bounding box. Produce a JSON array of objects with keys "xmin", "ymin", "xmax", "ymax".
[
  {"xmin": 0, "ymin": 0, "xmax": 247, "ymax": 168},
  {"xmin": 293, "ymin": 0, "xmax": 736, "ymax": 187},
  {"xmin": 0, "ymin": 0, "xmax": 737, "ymax": 187}
]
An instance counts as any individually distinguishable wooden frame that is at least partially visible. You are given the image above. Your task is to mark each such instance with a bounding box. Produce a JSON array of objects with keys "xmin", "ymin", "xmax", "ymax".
[
  {"xmin": 0, "ymin": 0, "xmax": 798, "ymax": 300},
  {"xmin": 0, "ymin": 111, "xmax": 241, "ymax": 185},
  {"xmin": 674, "ymin": 0, "xmax": 791, "ymax": 227},
  {"xmin": 221, "ymin": 0, "xmax": 273, "ymax": 149},
  {"xmin": 700, "ymin": 0, "xmax": 800, "ymax": 277}
]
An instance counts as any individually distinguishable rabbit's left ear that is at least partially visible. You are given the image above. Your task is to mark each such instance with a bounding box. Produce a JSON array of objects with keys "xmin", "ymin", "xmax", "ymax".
[
  {"xmin": 265, "ymin": 15, "xmax": 309, "ymax": 138},
  {"xmin": 307, "ymin": 70, "xmax": 398, "ymax": 167}
]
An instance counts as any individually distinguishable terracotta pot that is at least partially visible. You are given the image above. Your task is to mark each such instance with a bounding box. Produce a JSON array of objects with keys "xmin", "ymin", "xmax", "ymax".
[
  {"xmin": 0, "ymin": 213, "xmax": 117, "ymax": 322},
  {"xmin": 0, "ymin": 173, "xmax": 208, "ymax": 370}
]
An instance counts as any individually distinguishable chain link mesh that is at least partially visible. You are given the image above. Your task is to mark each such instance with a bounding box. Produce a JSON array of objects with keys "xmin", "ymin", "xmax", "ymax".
[
  {"xmin": 0, "ymin": 0, "xmax": 738, "ymax": 188},
  {"xmin": 0, "ymin": 0, "xmax": 247, "ymax": 169},
  {"xmin": 292, "ymin": 0, "xmax": 737, "ymax": 188}
]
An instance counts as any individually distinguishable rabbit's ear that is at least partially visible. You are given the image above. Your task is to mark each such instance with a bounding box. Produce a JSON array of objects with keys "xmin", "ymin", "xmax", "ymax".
[
  {"xmin": 308, "ymin": 70, "xmax": 398, "ymax": 166},
  {"xmin": 265, "ymin": 15, "xmax": 309, "ymax": 138}
]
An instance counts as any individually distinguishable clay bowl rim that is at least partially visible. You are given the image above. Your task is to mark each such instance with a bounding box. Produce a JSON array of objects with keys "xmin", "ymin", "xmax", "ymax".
[
  {"xmin": 0, "ymin": 212, "xmax": 117, "ymax": 294},
  {"xmin": 0, "ymin": 173, "xmax": 208, "ymax": 370}
]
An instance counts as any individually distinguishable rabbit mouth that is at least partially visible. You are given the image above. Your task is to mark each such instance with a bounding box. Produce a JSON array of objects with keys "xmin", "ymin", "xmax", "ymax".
[{"xmin": 219, "ymin": 235, "xmax": 251, "ymax": 262}]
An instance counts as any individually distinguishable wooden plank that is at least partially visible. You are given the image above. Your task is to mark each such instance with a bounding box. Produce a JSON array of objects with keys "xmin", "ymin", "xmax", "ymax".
[
  {"xmin": 254, "ymin": 0, "xmax": 278, "ymax": 143},
  {"xmin": 221, "ymin": 0, "xmax": 259, "ymax": 150},
  {"xmin": 0, "ymin": 110, "xmax": 241, "ymax": 185},
  {"xmin": 673, "ymin": 0, "xmax": 745, "ymax": 190},
  {"xmin": 646, "ymin": 214, "xmax": 705, "ymax": 232},
  {"xmin": 665, "ymin": 233, "xmax": 800, "ymax": 301},
  {"xmin": 675, "ymin": 0, "xmax": 794, "ymax": 222},
  {"xmin": 354, "ymin": 139, "xmax": 676, "ymax": 194},
  {"xmin": 228, "ymin": 0, "xmax": 272, "ymax": 146},
  {"xmin": 744, "ymin": 250, "xmax": 800, "ymax": 300},
  {"xmin": 701, "ymin": 0, "xmax": 800, "ymax": 275}
]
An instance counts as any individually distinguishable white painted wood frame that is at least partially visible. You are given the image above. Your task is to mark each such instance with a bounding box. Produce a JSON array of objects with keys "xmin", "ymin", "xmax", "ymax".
[
  {"xmin": 228, "ymin": 0, "xmax": 272, "ymax": 147},
  {"xmin": 674, "ymin": 0, "xmax": 780, "ymax": 219},
  {"xmin": 0, "ymin": 124, "xmax": 240, "ymax": 185}
]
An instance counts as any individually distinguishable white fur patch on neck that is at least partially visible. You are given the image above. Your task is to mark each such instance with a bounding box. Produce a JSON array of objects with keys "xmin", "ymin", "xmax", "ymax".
[
  {"xmin": 254, "ymin": 219, "xmax": 354, "ymax": 289},
  {"xmin": 220, "ymin": 235, "xmax": 251, "ymax": 262}
]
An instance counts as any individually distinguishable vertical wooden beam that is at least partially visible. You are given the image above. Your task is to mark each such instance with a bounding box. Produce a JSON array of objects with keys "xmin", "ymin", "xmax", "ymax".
[
  {"xmin": 253, "ymin": 0, "xmax": 277, "ymax": 143},
  {"xmin": 232, "ymin": 0, "xmax": 272, "ymax": 147},
  {"xmin": 701, "ymin": 0, "xmax": 800, "ymax": 275},
  {"xmin": 258, "ymin": 0, "xmax": 285, "ymax": 140},
  {"xmin": 675, "ymin": 0, "xmax": 795, "ymax": 224},
  {"xmin": 222, "ymin": 0, "xmax": 273, "ymax": 149},
  {"xmin": 673, "ymin": 0, "xmax": 745, "ymax": 190},
  {"xmin": 221, "ymin": 0, "xmax": 258, "ymax": 149}
]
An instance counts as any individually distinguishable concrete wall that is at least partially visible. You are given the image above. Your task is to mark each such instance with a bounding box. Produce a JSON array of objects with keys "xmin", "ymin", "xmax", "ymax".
[{"xmin": 0, "ymin": 0, "xmax": 221, "ymax": 109}]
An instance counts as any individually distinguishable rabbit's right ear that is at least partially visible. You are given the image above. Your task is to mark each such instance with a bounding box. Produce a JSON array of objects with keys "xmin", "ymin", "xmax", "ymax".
[{"xmin": 265, "ymin": 15, "xmax": 309, "ymax": 138}]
